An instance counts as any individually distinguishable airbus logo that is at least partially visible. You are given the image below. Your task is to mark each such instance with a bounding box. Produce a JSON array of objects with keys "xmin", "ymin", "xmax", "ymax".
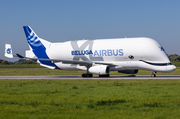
[
  {"xmin": 7, "ymin": 48, "xmax": 11, "ymax": 54},
  {"xmin": 94, "ymin": 49, "xmax": 123, "ymax": 57}
]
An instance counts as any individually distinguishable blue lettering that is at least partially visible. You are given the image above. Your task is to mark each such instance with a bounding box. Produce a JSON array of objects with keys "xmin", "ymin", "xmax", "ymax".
[
  {"xmin": 71, "ymin": 49, "xmax": 123, "ymax": 56},
  {"xmin": 102, "ymin": 50, "xmax": 107, "ymax": 56},
  {"xmin": 107, "ymin": 49, "xmax": 112, "ymax": 56},
  {"xmin": 119, "ymin": 49, "xmax": 123, "ymax": 56},
  {"xmin": 89, "ymin": 50, "xmax": 93, "ymax": 55},
  {"xmin": 71, "ymin": 51, "xmax": 75, "ymax": 55},
  {"xmin": 113, "ymin": 49, "xmax": 118, "ymax": 56},
  {"xmin": 99, "ymin": 50, "xmax": 101, "ymax": 56},
  {"xmin": 78, "ymin": 51, "xmax": 80, "ymax": 55},
  {"xmin": 94, "ymin": 50, "xmax": 99, "ymax": 56},
  {"xmin": 85, "ymin": 50, "xmax": 88, "ymax": 55},
  {"xmin": 81, "ymin": 51, "xmax": 85, "ymax": 55}
]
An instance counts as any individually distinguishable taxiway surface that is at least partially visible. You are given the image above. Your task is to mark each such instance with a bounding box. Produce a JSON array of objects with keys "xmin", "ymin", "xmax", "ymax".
[{"xmin": 0, "ymin": 75, "xmax": 180, "ymax": 79}]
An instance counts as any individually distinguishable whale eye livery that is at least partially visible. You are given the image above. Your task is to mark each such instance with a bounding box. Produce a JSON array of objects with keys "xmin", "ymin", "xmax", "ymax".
[
  {"xmin": 5, "ymin": 26, "xmax": 176, "ymax": 77},
  {"xmin": 128, "ymin": 55, "xmax": 134, "ymax": 60}
]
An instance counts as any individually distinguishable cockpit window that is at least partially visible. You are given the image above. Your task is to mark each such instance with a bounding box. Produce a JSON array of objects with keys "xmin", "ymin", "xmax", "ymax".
[
  {"xmin": 159, "ymin": 46, "xmax": 167, "ymax": 56},
  {"xmin": 160, "ymin": 46, "xmax": 165, "ymax": 52}
]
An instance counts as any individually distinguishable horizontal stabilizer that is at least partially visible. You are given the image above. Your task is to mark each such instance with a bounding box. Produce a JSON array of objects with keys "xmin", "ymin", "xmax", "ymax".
[{"xmin": 16, "ymin": 54, "xmax": 25, "ymax": 58}]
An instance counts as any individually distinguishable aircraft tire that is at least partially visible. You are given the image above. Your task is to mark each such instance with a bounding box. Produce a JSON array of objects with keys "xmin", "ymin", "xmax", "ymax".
[
  {"xmin": 99, "ymin": 74, "xmax": 110, "ymax": 77},
  {"xmin": 89, "ymin": 74, "xmax": 93, "ymax": 77},
  {"xmin": 82, "ymin": 74, "xmax": 86, "ymax": 77},
  {"xmin": 151, "ymin": 74, "xmax": 156, "ymax": 77},
  {"xmin": 82, "ymin": 73, "xmax": 93, "ymax": 77}
]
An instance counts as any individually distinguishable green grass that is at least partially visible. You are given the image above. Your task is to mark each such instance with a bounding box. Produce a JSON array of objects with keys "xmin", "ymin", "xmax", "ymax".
[
  {"xmin": 0, "ymin": 80, "xmax": 180, "ymax": 118},
  {"xmin": 0, "ymin": 64, "xmax": 43, "ymax": 69},
  {"xmin": 0, "ymin": 68, "xmax": 180, "ymax": 75},
  {"xmin": 172, "ymin": 62, "xmax": 180, "ymax": 67}
]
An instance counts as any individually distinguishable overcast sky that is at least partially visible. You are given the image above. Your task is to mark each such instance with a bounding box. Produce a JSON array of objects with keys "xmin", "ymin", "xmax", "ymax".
[{"xmin": 1, "ymin": 0, "xmax": 180, "ymax": 61}]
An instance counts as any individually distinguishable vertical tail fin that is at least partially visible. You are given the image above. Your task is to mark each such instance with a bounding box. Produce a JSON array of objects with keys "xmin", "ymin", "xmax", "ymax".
[
  {"xmin": 23, "ymin": 26, "xmax": 57, "ymax": 68},
  {"xmin": 23, "ymin": 26, "xmax": 48, "ymax": 59},
  {"xmin": 23, "ymin": 26, "xmax": 45, "ymax": 49},
  {"xmin": 5, "ymin": 44, "xmax": 13, "ymax": 58}
]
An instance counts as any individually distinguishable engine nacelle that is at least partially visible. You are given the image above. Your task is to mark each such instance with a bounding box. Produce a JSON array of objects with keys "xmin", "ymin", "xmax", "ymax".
[
  {"xmin": 89, "ymin": 65, "xmax": 110, "ymax": 75},
  {"xmin": 118, "ymin": 70, "xmax": 138, "ymax": 74}
]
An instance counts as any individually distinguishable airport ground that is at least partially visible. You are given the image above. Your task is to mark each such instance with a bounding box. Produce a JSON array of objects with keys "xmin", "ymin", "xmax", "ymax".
[{"xmin": 0, "ymin": 64, "xmax": 180, "ymax": 118}]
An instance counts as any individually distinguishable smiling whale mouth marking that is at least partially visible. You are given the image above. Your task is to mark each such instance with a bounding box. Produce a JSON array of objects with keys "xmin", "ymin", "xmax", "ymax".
[{"xmin": 139, "ymin": 60, "xmax": 172, "ymax": 66}]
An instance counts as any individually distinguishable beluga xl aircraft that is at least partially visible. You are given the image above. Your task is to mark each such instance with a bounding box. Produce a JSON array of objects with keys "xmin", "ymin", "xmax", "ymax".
[{"xmin": 5, "ymin": 26, "xmax": 176, "ymax": 77}]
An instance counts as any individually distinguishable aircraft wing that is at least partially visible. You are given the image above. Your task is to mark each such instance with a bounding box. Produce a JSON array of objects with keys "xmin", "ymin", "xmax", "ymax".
[{"xmin": 15, "ymin": 54, "xmax": 114, "ymax": 66}]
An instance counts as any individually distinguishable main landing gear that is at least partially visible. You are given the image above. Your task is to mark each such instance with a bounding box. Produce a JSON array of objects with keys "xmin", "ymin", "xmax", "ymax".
[
  {"xmin": 99, "ymin": 74, "xmax": 110, "ymax": 77},
  {"xmin": 82, "ymin": 65, "xmax": 93, "ymax": 78},
  {"xmin": 82, "ymin": 74, "xmax": 110, "ymax": 77},
  {"xmin": 151, "ymin": 71, "xmax": 157, "ymax": 77},
  {"xmin": 82, "ymin": 73, "xmax": 93, "ymax": 77}
]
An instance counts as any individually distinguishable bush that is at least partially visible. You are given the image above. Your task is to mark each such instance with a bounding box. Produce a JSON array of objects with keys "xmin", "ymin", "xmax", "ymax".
[
  {"xmin": 1, "ymin": 60, "xmax": 9, "ymax": 65},
  {"xmin": 21, "ymin": 60, "xmax": 36, "ymax": 64},
  {"xmin": 168, "ymin": 54, "xmax": 180, "ymax": 62},
  {"xmin": 0, "ymin": 59, "xmax": 2, "ymax": 64}
]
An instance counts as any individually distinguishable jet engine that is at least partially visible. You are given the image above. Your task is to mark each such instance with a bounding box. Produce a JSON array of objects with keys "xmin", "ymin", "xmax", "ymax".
[
  {"xmin": 118, "ymin": 70, "xmax": 138, "ymax": 74},
  {"xmin": 89, "ymin": 65, "xmax": 110, "ymax": 75}
]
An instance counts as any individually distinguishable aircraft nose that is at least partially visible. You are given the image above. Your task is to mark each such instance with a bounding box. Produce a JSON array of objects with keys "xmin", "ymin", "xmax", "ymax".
[
  {"xmin": 167, "ymin": 65, "xmax": 176, "ymax": 72},
  {"xmin": 172, "ymin": 65, "xmax": 177, "ymax": 71}
]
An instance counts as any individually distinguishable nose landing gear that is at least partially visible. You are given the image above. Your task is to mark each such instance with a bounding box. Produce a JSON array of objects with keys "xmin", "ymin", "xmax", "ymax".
[{"xmin": 151, "ymin": 71, "xmax": 157, "ymax": 77}]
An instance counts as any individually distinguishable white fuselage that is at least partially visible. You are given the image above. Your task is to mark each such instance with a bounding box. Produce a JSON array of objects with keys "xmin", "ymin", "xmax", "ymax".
[
  {"xmin": 5, "ymin": 26, "xmax": 176, "ymax": 76},
  {"xmin": 44, "ymin": 37, "xmax": 176, "ymax": 72}
]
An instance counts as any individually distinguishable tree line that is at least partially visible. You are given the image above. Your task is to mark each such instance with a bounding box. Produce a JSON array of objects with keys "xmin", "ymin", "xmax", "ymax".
[
  {"xmin": 0, "ymin": 59, "xmax": 36, "ymax": 65},
  {"xmin": 167, "ymin": 54, "xmax": 180, "ymax": 62},
  {"xmin": 1, "ymin": 54, "xmax": 180, "ymax": 64}
]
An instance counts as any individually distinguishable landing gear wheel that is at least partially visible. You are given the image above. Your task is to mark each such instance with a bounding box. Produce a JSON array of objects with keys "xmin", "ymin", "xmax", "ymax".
[
  {"xmin": 82, "ymin": 74, "xmax": 86, "ymax": 77},
  {"xmin": 99, "ymin": 74, "xmax": 110, "ymax": 77},
  {"xmin": 82, "ymin": 65, "xmax": 93, "ymax": 78},
  {"xmin": 151, "ymin": 71, "xmax": 156, "ymax": 77},
  {"xmin": 82, "ymin": 73, "xmax": 93, "ymax": 77},
  {"xmin": 89, "ymin": 74, "xmax": 93, "ymax": 77}
]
